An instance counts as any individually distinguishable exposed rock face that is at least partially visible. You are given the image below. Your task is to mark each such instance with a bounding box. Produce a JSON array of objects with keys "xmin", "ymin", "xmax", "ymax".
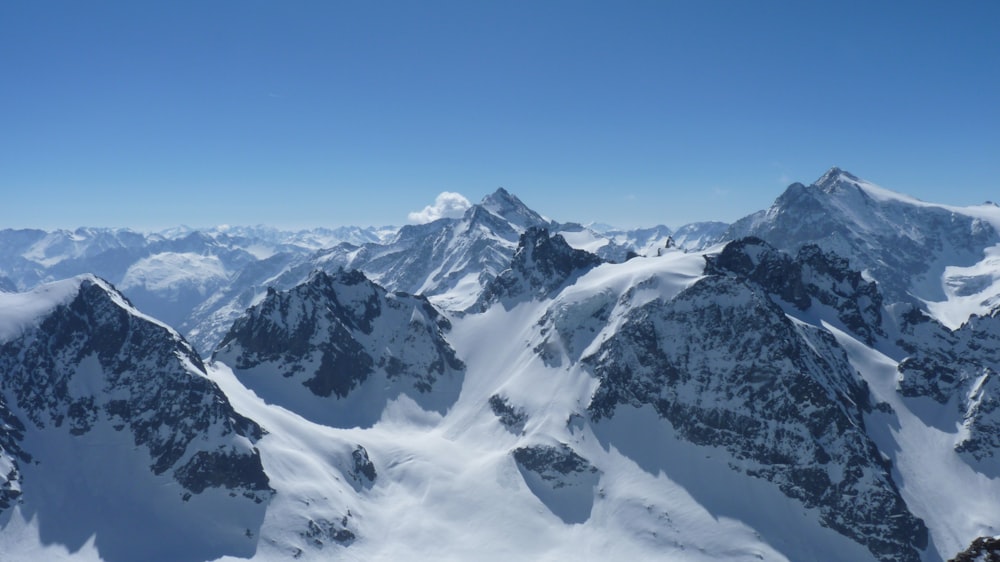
[
  {"xmin": 0, "ymin": 397, "xmax": 29, "ymax": 510},
  {"xmin": 513, "ymin": 443, "xmax": 598, "ymax": 486},
  {"xmin": 512, "ymin": 443, "xmax": 601, "ymax": 524},
  {"xmin": 585, "ymin": 239, "xmax": 927, "ymax": 562},
  {"xmin": 476, "ymin": 227, "xmax": 603, "ymax": 311},
  {"xmin": 489, "ymin": 394, "xmax": 527, "ymax": 434},
  {"xmin": 949, "ymin": 536, "xmax": 1000, "ymax": 562},
  {"xmin": 706, "ymin": 237, "xmax": 885, "ymax": 345},
  {"xmin": 300, "ymin": 515, "xmax": 357, "ymax": 550},
  {"xmin": 351, "ymin": 445, "xmax": 377, "ymax": 485},
  {"xmin": 213, "ymin": 269, "xmax": 464, "ymax": 427}
]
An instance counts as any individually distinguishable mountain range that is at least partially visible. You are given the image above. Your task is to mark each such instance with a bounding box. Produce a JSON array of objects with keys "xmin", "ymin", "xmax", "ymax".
[{"xmin": 2, "ymin": 168, "xmax": 1000, "ymax": 561}]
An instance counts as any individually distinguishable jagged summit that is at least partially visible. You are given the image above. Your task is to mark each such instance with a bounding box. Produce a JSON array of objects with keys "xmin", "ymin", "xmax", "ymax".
[
  {"xmin": 479, "ymin": 187, "xmax": 550, "ymax": 230},
  {"xmin": 474, "ymin": 227, "xmax": 603, "ymax": 311},
  {"xmin": 814, "ymin": 166, "xmax": 862, "ymax": 189},
  {"xmin": 480, "ymin": 186, "xmax": 520, "ymax": 210},
  {"xmin": 213, "ymin": 268, "xmax": 464, "ymax": 428}
]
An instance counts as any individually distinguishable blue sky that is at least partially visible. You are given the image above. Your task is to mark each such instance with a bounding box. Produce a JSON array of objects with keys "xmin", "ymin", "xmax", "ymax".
[{"xmin": 3, "ymin": 1, "xmax": 998, "ymax": 230}]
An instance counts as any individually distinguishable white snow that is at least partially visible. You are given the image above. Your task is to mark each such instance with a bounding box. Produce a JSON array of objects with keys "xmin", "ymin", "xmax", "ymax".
[
  {"xmin": 0, "ymin": 276, "xmax": 89, "ymax": 342},
  {"xmin": 202, "ymin": 246, "xmax": 804, "ymax": 560},
  {"xmin": 927, "ymin": 243, "xmax": 1000, "ymax": 329},
  {"xmin": 826, "ymin": 321, "xmax": 1000, "ymax": 560},
  {"xmin": 557, "ymin": 229, "xmax": 611, "ymax": 254},
  {"xmin": 120, "ymin": 253, "xmax": 228, "ymax": 293}
]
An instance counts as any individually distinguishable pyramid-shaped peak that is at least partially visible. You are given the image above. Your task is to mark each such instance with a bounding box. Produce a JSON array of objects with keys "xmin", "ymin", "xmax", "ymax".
[
  {"xmin": 481, "ymin": 187, "xmax": 524, "ymax": 209},
  {"xmin": 479, "ymin": 188, "xmax": 550, "ymax": 230},
  {"xmin": 814, "ymin": 167, "xmax": 861, "ymax": 188}
]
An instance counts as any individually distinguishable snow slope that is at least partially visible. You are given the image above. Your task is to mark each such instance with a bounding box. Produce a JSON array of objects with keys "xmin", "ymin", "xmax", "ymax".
[{"xmin": 204, "ymin": 248, "xmax": 809, "ymax": 562}]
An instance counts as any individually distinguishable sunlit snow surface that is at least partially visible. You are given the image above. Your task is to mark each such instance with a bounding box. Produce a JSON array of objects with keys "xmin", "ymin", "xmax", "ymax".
[
  {"xmin": 211, "ymin": 251, "xmax": 869, "ymax": 561},
  {"xmin": 815, "ymin": 173, "xmax": 1000, "ymax": 329},
  {"xmin": 865, "ymin": 184, "xmax": 1000, "ymax": 329},
  {"xmin": 0, "ymin": 277, "xmax": 83, "ymax": 340},
  {"xmin": 825, "ymin": 322, "xmax": 1000, "ymax": 560},
  {"xmin": 199, "ymin": 250, "xmax": 805, "ymax": 561}
]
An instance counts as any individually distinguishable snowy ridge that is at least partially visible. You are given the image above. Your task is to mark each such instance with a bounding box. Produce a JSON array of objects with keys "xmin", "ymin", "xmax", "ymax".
[
  {"xmin": 0, "ymin": 276, "xmax": 274, "ymax": 562},
  {"xmin": 0, "ymin": 276, "xmax": 90, "ymax": 342}
]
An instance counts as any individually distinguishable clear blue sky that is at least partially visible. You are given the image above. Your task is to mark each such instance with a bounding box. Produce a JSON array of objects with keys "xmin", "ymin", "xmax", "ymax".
[{"xmin": 3, "ymin": 1, "xmax": 998, "ymax": 231}]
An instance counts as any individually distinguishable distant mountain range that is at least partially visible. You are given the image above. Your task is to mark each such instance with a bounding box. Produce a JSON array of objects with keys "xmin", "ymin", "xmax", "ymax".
[{"xmin": 2, "ymin": 168, "xmax": 1000, "ymax": 561}]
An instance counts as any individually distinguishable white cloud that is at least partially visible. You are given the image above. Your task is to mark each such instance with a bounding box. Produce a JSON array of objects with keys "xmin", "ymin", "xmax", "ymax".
[{"xmin": 408, "ymin": 192, "xmax": 472, "ymax": 224}]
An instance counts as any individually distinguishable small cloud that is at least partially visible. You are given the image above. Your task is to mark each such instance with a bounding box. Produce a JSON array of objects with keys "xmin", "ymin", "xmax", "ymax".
[
  {"xmin": 408, "ymin": 192, "xmax": 472, "ymax": 224},
  {"xmin": 625, "ymin": 194, "xmax": 637, "ymax": 201}
]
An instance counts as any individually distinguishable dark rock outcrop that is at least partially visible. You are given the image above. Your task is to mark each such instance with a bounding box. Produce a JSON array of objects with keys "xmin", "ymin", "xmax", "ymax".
[
  {"xmin": 214, "ymin": 269, "xmax": 464, "ymax": 427},
  {"xmin": 475, "ymin": 227, "xmax": 603, "ymax": 311},
  {"xmin": 585, "ymin": 241, "xmax": 926, "ymax": 562}
]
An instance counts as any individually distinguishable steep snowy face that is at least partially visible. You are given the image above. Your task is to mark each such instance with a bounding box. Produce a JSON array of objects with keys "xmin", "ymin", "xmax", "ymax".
[
  {"xmin": 670, "ymin": 221, "xmax": 730, "ymax": 250},
  {"xmin": 213, "ymin": 269, "xmax": 464, "ymax": 428},
  {"xmin": 584, "ymin": 239, "xmax": 927, "ymax": 562},
  {"xmin": 890, "ymin": 306, "xmax": 1000, "ymax": 471},
  {"xmin": 598, "ymin": 222, "xmax": 729, "ymax": 257},
  {"xmin": 725, "ymin": 168, "xmax": 1000, "ymax": 310},
  {"xmin": 480, "ymin": 187, "xmax": 552, "ymax": 230},
  {"xmin": 0, "ymin": 276, "xmax": 272, "ymax": 562},
  {"xmin": 119, "ymin": 252, "xmax": 231, "ymax": 327},
  {"xmin": 475, "ymin": 227, "xmax": 604, "ymax": 311}
]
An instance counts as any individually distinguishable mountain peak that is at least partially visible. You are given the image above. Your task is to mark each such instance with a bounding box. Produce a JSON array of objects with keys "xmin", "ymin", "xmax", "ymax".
[
  {"xmin": 479, "ymin": 188, "xmax": 549, "ymax": 229},
  {"xmin": 482, "ymin": 186, "xmax": 515, "ymax": 204},
  {"xmin": 0, "ymin": 274, "xmax": 116, "ymax": 342},
  {"xmin": 474, "ymin": 227, "xmax": 603, "ymax": 310},
  {"xmin": 814, "ymin": 166, "xmax": 861, "ymax": 190}
]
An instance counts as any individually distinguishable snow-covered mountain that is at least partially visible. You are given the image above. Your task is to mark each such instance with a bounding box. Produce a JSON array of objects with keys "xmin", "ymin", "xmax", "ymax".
[
  {"xmin": 0, "ymin": 276, "xmax": 271, "ymax": 562},
  {"xmin": 725, "ymin": 167, "xmax": 1000, "ymax": 327},
  {"xmin": 213, "ymin": 269, "xmax": 464, "ymax": 428},
  {"xmin": 6, "ymin": 169, "xmax": 1000, "ymax": 561}
]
